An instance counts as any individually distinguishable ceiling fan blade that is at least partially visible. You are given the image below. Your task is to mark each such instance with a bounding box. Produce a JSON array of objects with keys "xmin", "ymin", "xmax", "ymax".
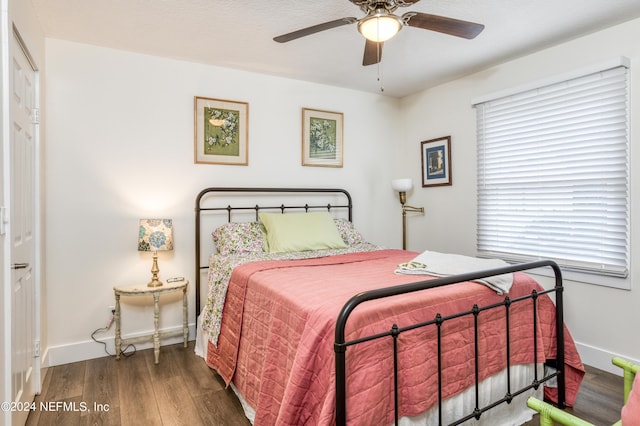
[
  {"xmin": 363, "ymin": 39, "xmax": 383, "ymax": 66},
  {"xmin": 274, "ymin": 17, "xmax": 357, "ymax": 43},
  {"xmin": 403, "ymin": 12, "xmax": 484, "ymax": 39}
]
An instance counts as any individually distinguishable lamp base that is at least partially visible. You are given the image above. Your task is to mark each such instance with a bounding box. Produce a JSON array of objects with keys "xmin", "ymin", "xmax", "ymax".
[
  {"xmin": 147, "ymin": 277, "xmax": 164, "ymax": 288},
  {"xmin": 147, "ymin": 251, "xmax": 164, "ymax": 287}
]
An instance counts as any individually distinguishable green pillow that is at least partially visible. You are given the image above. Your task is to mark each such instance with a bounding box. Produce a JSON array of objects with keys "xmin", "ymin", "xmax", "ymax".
[{"xmin": 259, "ymin": 212, "xmax": 348, "ymax": 253}]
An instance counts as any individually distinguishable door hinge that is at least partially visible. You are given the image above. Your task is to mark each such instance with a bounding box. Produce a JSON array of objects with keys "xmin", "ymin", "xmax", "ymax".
[
  {"xmin": 32, "ymin": 108, "xmax": 40, "ymax": 125},
  {"xmin": 34, "ymin": 340, "xmax": 40, "ymax": 358},
  {"xmin": 0, "ymin": 206, "xmax": 6, "ymax": 236}
]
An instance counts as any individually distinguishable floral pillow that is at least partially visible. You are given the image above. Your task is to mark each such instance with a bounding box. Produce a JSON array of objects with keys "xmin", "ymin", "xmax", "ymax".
[
  {"xmin": 333, "ymin": 218, "xmax": 365, "ymax": 246},
  {"xmin": 212, "ymin": 222, "xmax": 265, "ymax": 254}
]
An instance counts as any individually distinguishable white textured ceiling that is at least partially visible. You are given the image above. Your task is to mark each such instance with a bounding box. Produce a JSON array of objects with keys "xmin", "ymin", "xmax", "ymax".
[{"xmin": 30, "ymin": 0, "xmax": 640, "ymax": 98}]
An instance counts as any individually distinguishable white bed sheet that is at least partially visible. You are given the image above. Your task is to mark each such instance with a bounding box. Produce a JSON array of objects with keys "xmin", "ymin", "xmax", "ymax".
[{"xmin": 228, "ymin": 366, "xmax": 541, "ymax": 426}]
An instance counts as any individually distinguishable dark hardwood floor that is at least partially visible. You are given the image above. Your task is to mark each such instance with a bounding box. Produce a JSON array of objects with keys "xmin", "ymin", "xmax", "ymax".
[
  {"xmin": 26, "ymin": 342, "xmax": 250, "ymax": 426},
  {"xmin": 26, "ymin": 342, "xmax": 624, "ymax": 425},
  {"xmin": 523, "ymin": 363, "xmax": 624, "ymax": 426}
]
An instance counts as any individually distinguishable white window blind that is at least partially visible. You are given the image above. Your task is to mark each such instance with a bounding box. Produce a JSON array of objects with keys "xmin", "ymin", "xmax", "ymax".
[{"xmin": 476, "ymin": 65, "xmax": 629, "ymax": 278}]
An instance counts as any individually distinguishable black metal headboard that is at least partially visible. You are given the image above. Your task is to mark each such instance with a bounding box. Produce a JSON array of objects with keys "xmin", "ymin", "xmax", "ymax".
[{"xmin": 194, "ymin": 187, "xmax": 353, "ymax": 316}]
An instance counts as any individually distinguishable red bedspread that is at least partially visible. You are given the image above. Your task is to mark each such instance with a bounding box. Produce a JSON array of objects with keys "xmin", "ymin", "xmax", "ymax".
[{"xmin": 206, "ymin": 249, "xmax": 583, "ymax": 425}]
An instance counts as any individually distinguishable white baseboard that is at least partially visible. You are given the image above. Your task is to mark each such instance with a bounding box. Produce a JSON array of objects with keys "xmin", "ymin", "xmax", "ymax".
[
  {"xmin": 575, "ymin": 341, "xmax": 640, "ymax": 375},
  {"xmin": 42, "ymin": 326, "xmax": 638, "ymax": 378},
  {"xmin": 43, "ymin": 323, "xmax": 197, "ymax": 367}
]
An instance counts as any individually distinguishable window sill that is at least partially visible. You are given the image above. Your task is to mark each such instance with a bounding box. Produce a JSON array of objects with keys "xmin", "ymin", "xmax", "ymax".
[{"xmin": 527, "ymin": 266, "xmax": 630, "ymax": 290}]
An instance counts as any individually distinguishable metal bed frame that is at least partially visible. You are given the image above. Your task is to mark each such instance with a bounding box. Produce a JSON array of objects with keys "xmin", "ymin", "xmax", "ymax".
[
  {"xmin": 335, "ymin": 259, "xmax": 566, "ymax": 425},
  {"xmin": 194, "ymin": 187, "xmax": 567, "ymax": 426}
]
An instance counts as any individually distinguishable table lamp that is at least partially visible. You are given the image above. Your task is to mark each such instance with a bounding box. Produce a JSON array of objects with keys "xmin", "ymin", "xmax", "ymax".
[{"xmin": 138, "ymin": 219, "xmax": 173, "ymax": 287}]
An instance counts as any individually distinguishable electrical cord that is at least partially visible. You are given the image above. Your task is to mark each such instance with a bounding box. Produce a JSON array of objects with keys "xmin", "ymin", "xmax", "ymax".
[{"xmin": 91, "ymin": 312, "xmax": 137, "ymax": 358}]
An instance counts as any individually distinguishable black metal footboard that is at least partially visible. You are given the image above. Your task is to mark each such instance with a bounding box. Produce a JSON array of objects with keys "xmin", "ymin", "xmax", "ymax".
[{"xmin": 334, "ymin": 260, "xmax": 565, "ymax": 426}]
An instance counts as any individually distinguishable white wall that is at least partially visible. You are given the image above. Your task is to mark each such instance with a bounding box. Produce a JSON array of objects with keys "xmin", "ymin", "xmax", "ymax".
[
  {"xmin": 43, "ymin": 39, "xmax": 402, "ymax": 365},
  {"xmin": 399, "ymin": 18, "xmax": 640, "ymax": 373},
  {"xmin": 44, "ymin": 18, "xmax": 640, "ymax": 374}
]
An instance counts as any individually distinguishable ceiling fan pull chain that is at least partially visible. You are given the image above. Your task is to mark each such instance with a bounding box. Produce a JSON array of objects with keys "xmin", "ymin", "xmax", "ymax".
[{"xmin": 377, "ymin": 44, "xmax": 384, "ymax": 92}]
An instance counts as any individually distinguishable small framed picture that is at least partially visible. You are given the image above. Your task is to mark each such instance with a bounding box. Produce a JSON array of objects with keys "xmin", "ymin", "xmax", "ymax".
[
  {"xmin": 421, "ymin": 136, "xmax": 452, "ymax": 187},
  {"xmin": 194, "ymin": 96, "xmax": 249, "ymax": 165},
  {"xmin": 302, "ymin": 108, "xmax": 343, "ymax": 168}
]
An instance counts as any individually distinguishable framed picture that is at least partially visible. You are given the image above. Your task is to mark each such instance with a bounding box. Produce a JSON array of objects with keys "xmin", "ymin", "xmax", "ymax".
[
  {"xmin": 421, "ymin": 136, "xmax": 452, "ymax": 187},
  {"xmin": 194, "ymin": 96, "xmax": 249, "ymax": 165},
  {"xmin": 302, "ymin": 108, "xmax": 343, "ymax": 167}
]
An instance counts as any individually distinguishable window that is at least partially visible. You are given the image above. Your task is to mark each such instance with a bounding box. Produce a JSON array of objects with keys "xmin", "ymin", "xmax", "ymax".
[{"xmin": 475, "ymin": 64, "xmax": 629, "ymax": 281}]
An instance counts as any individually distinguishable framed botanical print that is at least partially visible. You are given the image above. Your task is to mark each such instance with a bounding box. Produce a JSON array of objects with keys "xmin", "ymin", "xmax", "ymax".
[
  {"xmin": 194, "ymin": 96, "xmax": 248, "ymax": 165},
  {"xmin": 421, "ymin": 136, "xmax": 452, "ymax": 187},
  {"xmin": 302, "ymin": 108, "xmax": 343, "ymax": 167}
]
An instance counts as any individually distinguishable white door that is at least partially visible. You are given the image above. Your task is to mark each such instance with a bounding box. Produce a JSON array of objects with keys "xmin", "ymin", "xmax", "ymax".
[{"xmin": 9, "ymin": 32, "xmax": 38, "ymax": 426}]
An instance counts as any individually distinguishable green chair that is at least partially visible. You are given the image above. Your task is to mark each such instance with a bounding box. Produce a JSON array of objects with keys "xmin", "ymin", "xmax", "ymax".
[{"xmin": 527, "ymin": 357, "xmax": 639, "ymax": 426}]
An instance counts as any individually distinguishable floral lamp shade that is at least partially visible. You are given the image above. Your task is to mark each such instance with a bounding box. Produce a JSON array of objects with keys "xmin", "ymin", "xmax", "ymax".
[
  {"xmin": 138, "ymin": 219, "xmax": 173, "ymax": 287},
  {"xmin": 138, "ymin": 219, "xmax": 174, "ymax": 252}
]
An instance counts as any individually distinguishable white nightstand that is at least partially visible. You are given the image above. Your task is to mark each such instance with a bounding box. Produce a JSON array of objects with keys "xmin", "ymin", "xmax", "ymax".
[{"xmin": 114, "ymin": 279, "xmax": 188, "ymax": 364}]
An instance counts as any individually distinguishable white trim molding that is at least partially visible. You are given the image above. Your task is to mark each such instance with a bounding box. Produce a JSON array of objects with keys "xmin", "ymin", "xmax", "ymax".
[{"xmin": 43, "ymin": 323, "xmax": 197, "ymax": 367}]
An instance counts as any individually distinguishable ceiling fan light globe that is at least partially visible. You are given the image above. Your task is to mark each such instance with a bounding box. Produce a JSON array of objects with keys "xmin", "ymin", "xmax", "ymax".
[{"xmin": 358, "ymin": 14, "xmax": 402, "ymax": 42}]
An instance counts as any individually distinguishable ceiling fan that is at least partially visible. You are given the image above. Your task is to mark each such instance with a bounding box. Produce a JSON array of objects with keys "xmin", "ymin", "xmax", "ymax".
[{"xmin": 273, "ymin": 0, "xmax": 485, "ymax": 66}]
